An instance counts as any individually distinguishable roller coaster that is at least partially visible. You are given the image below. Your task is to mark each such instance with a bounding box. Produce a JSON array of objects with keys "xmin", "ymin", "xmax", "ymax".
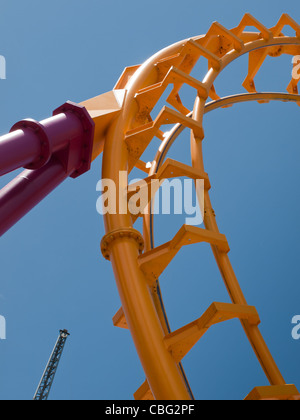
[{"xmin": 1, "ymin": 14, "xmax": 300, "ymax": 400}]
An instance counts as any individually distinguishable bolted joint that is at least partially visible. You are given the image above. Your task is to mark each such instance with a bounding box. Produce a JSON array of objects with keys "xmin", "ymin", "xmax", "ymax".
[
  {"xmin": 10, "ymin": 119, "xmax": 52, "ymax": 170},
  {"xmin": 53, "ymin": 101, "xmax": 95, "ymax": 178},
  {"xmin": 101, "ymin": 228, "xmax": 145, "ymax": 261},
  {"xmin": 204, "ymin": 207, "xmax": 216, "ymax": 218}
]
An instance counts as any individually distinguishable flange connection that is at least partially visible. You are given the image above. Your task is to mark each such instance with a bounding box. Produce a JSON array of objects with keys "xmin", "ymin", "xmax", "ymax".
[
  {"xmin": 53, "ymin": 101, "xmax": 95, "ymax": 178},
  {"xmin": 101, "ymin": 228, "xmax": 145, "ymax": 261},
  {"xmin": 10, "ymin": 119, "xmax": 52, "ymax": 170}
]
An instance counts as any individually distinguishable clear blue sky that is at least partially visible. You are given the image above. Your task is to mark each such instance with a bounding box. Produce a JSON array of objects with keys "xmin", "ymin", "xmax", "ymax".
[{"xmin": 0, "ymin": 0, "xmax": 300, "ymax": 400}]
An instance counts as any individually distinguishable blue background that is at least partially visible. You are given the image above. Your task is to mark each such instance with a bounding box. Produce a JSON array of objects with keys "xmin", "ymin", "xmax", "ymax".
[{"xmin": 0, "ymin": 0, "xmax": 299, "ymax": 400}]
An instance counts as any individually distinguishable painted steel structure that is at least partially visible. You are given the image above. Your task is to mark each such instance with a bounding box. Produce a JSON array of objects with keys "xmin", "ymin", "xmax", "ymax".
[
  {"xmin": 33, "ymin": 330, "xmax": 70, "ymax": 401},
  {"xmin": 1, "ymin": 14, "xmax": 300, "ymax": 400}
]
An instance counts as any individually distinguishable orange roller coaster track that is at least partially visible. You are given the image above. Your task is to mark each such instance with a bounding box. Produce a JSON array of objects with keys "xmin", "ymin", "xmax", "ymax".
[
  {"xmin": 98, "ymin": 14, "xmax": 300, "ymax": 401},
  {"xmin": 1, "ymin": 13, "xmax": 300, "ymax": 401}
]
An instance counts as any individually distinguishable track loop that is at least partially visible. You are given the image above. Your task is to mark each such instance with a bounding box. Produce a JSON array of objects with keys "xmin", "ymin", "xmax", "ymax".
[{"xmin": 103, "ymin": 14, "xmax": 300, "ymax": 400}]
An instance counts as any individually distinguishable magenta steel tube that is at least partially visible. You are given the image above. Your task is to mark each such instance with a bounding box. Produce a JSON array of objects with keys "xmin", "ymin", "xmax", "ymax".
[
  {"xmin": 39, "ymin": 112, "xmax": 84, "ymax": 152},
  {"xmin": 0, "ymin": 157, "xmax": 71, "ymax": 236},
  {"xmin": 0, "ymin": 111, "xmax": 84, "ymax": 177},
  {"xmin": 0, "ymin": 128, "xmax": 42, "ymax": 176},
  {"xmin": 0, "ymin": 101, "xmax": 95, "ymax": 236}
]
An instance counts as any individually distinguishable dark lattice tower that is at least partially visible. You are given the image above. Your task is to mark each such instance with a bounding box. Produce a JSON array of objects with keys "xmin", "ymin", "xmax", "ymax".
[{"xmin": 33, "ymin": 330, "xmax": 70, "ymax": 401}]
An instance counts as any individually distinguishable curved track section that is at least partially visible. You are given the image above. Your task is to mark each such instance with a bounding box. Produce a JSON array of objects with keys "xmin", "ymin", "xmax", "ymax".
[{"xmin": 101, "ymin": 14, "xmax": 300, "ymax": 400}]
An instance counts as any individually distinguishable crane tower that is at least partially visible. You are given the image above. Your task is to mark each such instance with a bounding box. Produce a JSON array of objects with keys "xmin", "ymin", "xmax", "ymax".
[{"xmin": 33, "ymin": 330, "xmax": 70, "ymax": 401}]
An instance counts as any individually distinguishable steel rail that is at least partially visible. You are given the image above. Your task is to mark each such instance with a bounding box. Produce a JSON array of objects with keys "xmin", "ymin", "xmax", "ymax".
[
  {"xmin": 103, "ymin": 30, "xmax": 300, "ymax": 399},
  {"xmin": 145, "ymin": 91, "xmax": 300, "ymax": 382}
]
